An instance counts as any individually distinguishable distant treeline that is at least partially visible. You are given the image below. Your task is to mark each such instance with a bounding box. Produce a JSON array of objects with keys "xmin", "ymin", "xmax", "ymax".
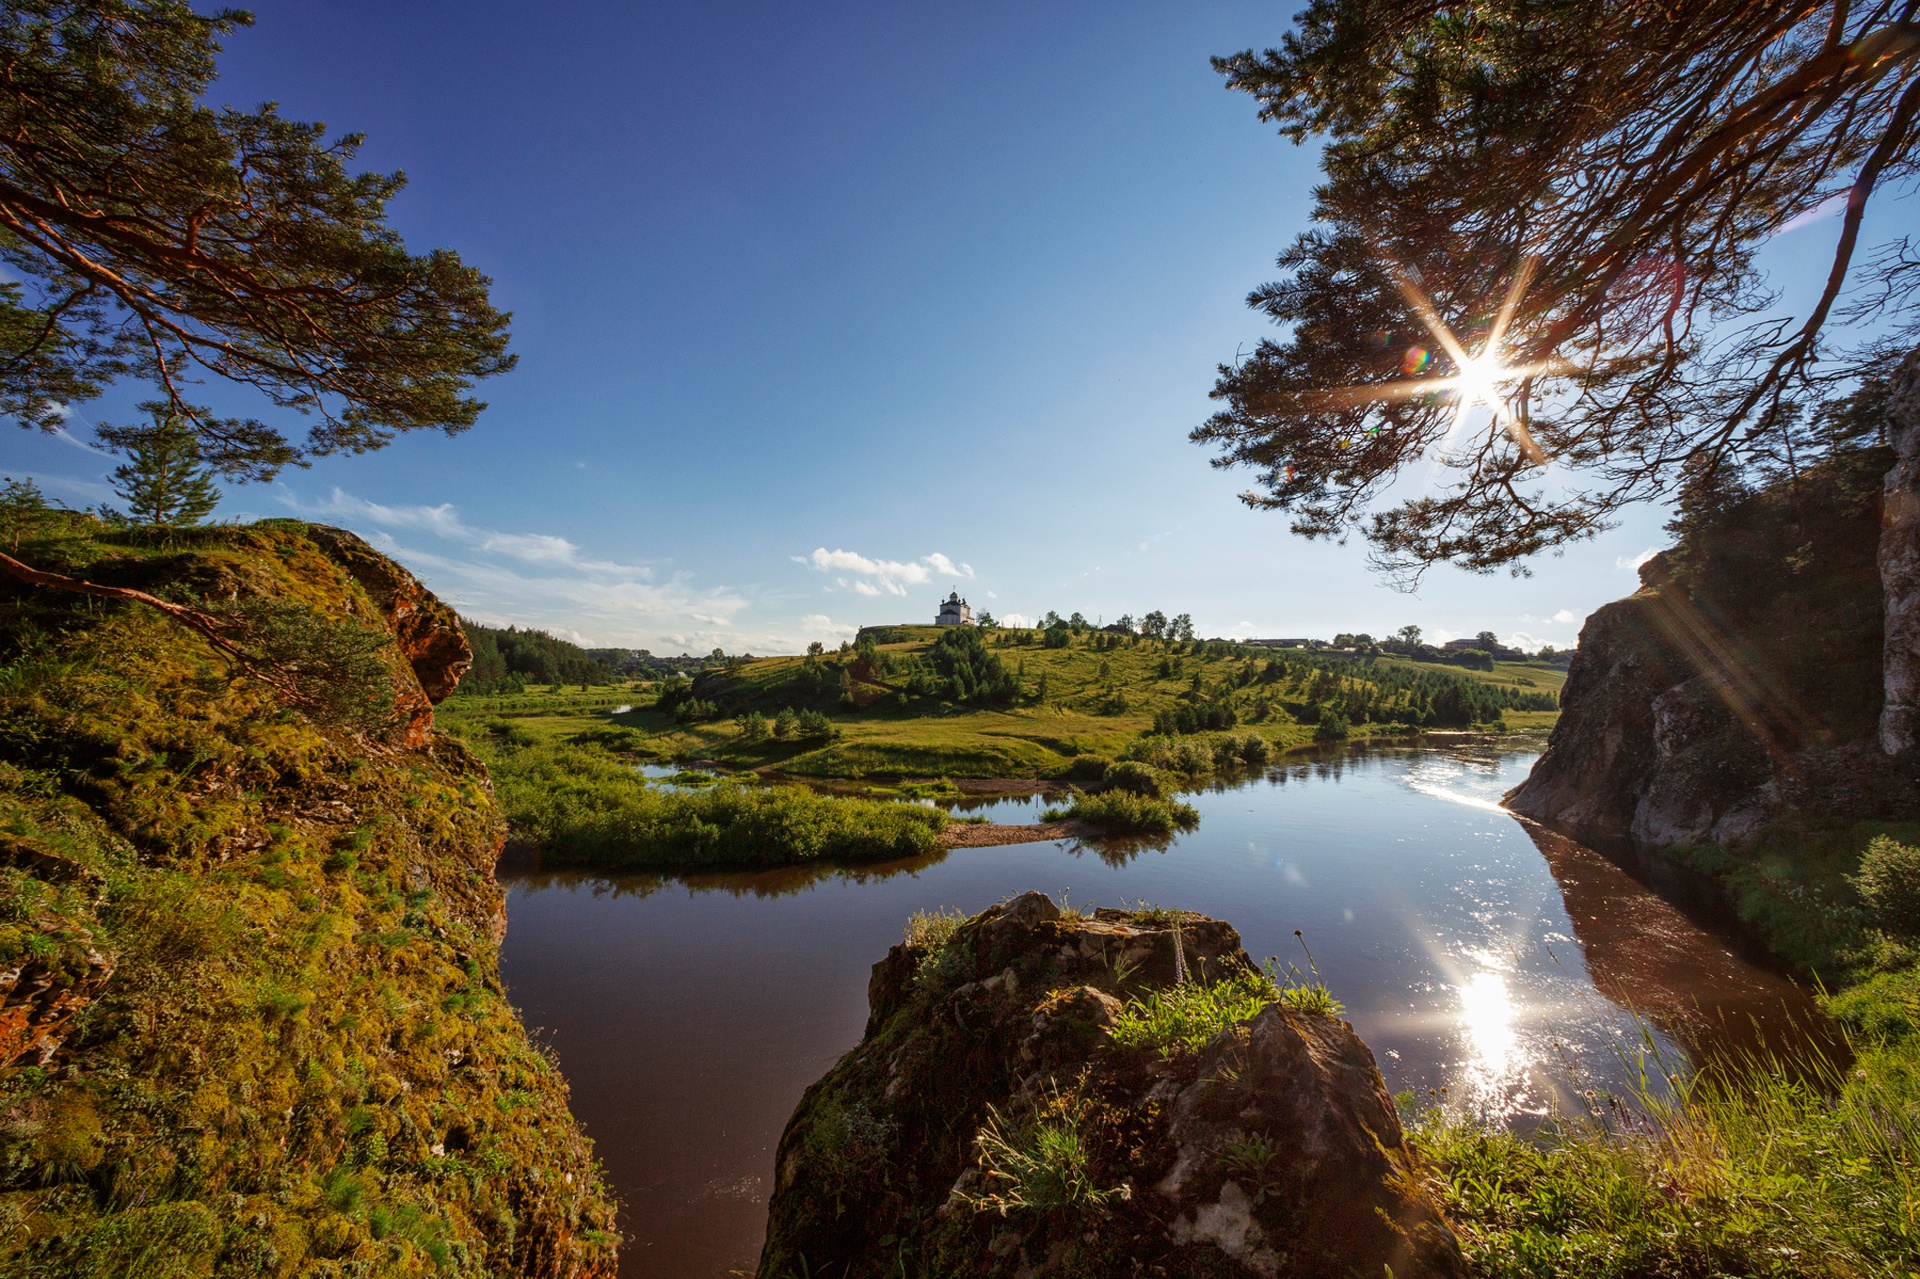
[{"xmin": 459, "ymin": 622, "xmax": 730, "ymax": 694}]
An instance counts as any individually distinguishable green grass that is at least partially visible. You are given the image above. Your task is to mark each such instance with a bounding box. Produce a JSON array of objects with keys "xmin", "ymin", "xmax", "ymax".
[
  {"xmin": 438, "ymin": 630, "xmax": 1561, "ymax": 783},
  {"xmin": 1416, "ymin": 822, "xmax": 1920, "ymax": 1276},
  {"xmin": 1415, "ymin": 1054, "xmax": 1920, "ymax": 1275},
  {"xmin": 1107, "ymin": 967, "xmax": 1341, "ymax": 1056},
  {"xmin": 481, "ymin": 740, "xmax": 946, "ymax": 868}
]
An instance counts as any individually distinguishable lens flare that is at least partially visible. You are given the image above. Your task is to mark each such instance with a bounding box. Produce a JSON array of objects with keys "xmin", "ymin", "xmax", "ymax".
[{"xmin": 1402, "ymin": 346, "xmax": 1433, "ymax": 375}]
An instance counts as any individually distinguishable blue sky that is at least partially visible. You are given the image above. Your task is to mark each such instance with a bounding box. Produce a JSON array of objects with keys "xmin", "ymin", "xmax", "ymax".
[{"xmin": 0, "ymin": 2, "xmax": 1887, "ymax": 655}]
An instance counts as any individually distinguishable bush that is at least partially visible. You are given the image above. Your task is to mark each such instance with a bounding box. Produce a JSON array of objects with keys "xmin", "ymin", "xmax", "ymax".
[
  {"xmin": 1314, "ymin": 709, "xmax": 1351, "ymax": 741},
  {"xmin": 1046, "ymin": 790, "xmax": 1198, "ymax": 837},
  {"xmin": 1238, "ymin": 733, "xmax": 1272, "ymax": 765},
  {"xmin": 1103, "ymin": 760, "xmax": 1167, "ymax": 798},
  {"xmin": 736, "ymin": 710, "xmax": 770, "ymax": 742},
  {"xmin": 1062, "ymin": 755, "xmax": 1110, "ymax": 783},
  {"xmin": 485, "ymin": 742, "xmax": 944, "ymax": 867},
  {"xmin": 1855, "ymin": 835, "xmax": 1920, "ymax": 937}
]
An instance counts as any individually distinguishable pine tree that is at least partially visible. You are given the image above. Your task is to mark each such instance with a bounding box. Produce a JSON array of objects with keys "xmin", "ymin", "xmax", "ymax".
[{"xmin": 100, "ymin": 405, "xmax": 220, "ymax": 527}]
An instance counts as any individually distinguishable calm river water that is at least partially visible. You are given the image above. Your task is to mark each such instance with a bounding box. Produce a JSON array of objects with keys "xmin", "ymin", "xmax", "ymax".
[{"xmin": 498, "ymin": 740, "xmax": 1828, "ymax": 1279}]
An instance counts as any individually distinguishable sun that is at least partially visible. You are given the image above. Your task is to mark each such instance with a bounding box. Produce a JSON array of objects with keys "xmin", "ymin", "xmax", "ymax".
[{"xmin": 1453, "ymin": 351, "xmax": 1508, "ymax": 411}]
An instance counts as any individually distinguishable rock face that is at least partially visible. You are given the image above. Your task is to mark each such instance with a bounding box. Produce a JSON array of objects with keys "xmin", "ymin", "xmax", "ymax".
[
  {"xmin": 1506, "ymin": 576, "xmax": 1779, "ymax": 847},
  {"xmin": 1509, "ymin": 447, "xmax": 1918, "ymax": 849},
  {"xmin": 1880, "ymin": 347, "xmax": 1920, "ymax": 754},
  {"xmin": 306, "ymin": 523, "xmax": 473, "ymax": 746},
  {"xmin": 0, "ymin": 521, "xmax": 614, "ymax": 1277},
  {"xmin": 758, "ymin": 892, "xmax": 1462, "ymax": 1279}
]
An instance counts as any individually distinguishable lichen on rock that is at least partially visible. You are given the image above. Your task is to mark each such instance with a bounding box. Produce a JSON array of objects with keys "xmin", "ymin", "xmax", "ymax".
[{"xmin": 759, "ymin": 891, "xmax": 1462, "ymax": 1278}]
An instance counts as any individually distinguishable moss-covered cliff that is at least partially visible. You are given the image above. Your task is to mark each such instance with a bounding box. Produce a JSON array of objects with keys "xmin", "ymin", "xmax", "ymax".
[{"xmin": 0, "ymin": 518, "xmax": 617, "ymax": 1276}]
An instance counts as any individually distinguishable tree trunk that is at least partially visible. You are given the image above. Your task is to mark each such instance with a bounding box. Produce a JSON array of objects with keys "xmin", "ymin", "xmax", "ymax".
[{"xmin": 1879, "ymin": 345, "xmax": 1920, "ymax": 754}]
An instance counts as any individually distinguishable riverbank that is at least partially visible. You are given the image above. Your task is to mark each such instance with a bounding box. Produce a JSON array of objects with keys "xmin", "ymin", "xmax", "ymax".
[{"xmin": 1412, "ymin": 818, "xmax": 1920, "ymax": 1273}]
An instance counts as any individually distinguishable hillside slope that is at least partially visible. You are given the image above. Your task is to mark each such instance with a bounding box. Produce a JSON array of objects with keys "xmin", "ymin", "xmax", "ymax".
[
  {"xmin": 569, "ymin": 627, "xmax": 1564, "ymax": 779},
  {"xmin": 0, "ymin": 519, "xmax": 616, "ymax": 1276}
]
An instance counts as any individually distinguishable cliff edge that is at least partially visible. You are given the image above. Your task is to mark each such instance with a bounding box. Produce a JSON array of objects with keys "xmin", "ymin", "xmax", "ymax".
[
  {"xmin": 1509, "ymin": 449, "xmax": 1920, "ymax": 848},
  {"xmin": 0, "ymin": 518, "xmax": 616, "ymax": 1276}
]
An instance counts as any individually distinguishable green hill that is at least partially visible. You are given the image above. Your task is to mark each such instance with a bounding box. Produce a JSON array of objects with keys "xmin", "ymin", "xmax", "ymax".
[{"xmin": 440, "ymin": 625, "xmax": 1562, "ymax": 781}]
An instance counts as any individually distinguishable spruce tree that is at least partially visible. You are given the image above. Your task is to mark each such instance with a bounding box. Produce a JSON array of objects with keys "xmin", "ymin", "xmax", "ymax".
[{"xmin": 100, "ymin": 405, "xmax": 220, "ymax": 527}]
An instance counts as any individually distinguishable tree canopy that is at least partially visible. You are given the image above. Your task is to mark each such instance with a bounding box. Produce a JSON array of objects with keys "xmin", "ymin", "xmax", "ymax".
[
  {"xmin": 0, "ymin": 1, "xmax": 511, "ymax": 480},
  {"xmin": 1194, "ymin": 0, "xmax": 1920, "ymax": 578}
]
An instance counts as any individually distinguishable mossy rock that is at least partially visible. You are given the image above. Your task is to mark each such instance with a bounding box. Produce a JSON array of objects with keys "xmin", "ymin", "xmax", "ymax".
[
  {"xmin": 759, "ymin": 892, "xmax": 1462, "ymax": 1278},
  {"xmin": 0, "ymin": 521, "xmax": 617, "ymax": 1276}
]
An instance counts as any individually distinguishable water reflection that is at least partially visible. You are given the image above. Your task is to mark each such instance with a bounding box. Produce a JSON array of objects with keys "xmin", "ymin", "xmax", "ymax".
[{"xmin": 498, "ymin": 740, "xmax": 1832, "ymax": 1279}]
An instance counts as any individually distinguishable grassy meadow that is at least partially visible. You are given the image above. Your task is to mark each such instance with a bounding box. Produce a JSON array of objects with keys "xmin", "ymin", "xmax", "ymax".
[{"xmin": 439, "ymin": 625, "xmax": 1563, "ymax": 784}]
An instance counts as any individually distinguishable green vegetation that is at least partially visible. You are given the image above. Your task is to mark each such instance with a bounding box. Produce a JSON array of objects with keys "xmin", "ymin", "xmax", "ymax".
[
  {"xmin": 440, "ymin": 625, "xmax": 1560, "ymax": 785},
  {"xmin": 0, "ymin": 517, "xmax": 617, "ymax": 1275},
  {"xmin": 1043, "ymin": 791, "xmax": 1199, "ymax": 838},
  {"xmin": 461, "ymin": 622, "xmax": 621, "ymax": 694},
  {"xmin": 1416, "ymin": 1049, "xmax": 1918, "ymax": 1275},
  {"xmin": 1108, "ymin": 966, "xmax": 1342, "ymax": 1056},
  {"xmin": 953, "ymin": 1098, "xmax": 1130, "ymax": 1215},
  {"xmin": 98, "ymin": 402, "xmax": 221, "ymax": 529},
  {"xmin": 481, "ymin": 740, "xmax": 945, "ymax": 869}
]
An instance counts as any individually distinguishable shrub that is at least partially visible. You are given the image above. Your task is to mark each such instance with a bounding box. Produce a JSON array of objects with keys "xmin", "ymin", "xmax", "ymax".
[
  {"xmin": 212, "ymin": 597, "xmax": 397, "ymax": 732},
  {"xmin": 1046, "ymin": 790, "xmax": 1199, "ymax": 837},
  {"xmin": 1855, "ymin": 835, "xmax": 1920, "ymax": 937},
  {"xmin": 486, "ymin": 742, "xmax": 944, "ymax": 868},
  {"xmin": 736, "ymin": 710, "xmax": 770, "ymax": 742},
  {"xmin": 1238, "ymin": 733, "xmax": 1272, "ymax": 765},
  {"xmin": 772, "ymin": 707, "xmax": 799, "ymax": 739},
  {"xmin": 1314, "ymin": 709, "xmax": 1351, "ymax": 741},
  {"xmin": 1102, "ymin": 760, "xmax": 1166, "ymax": 798},
  {"xmin": 905, "ymin": 906, "xmax": 966, "ymax": 952},
  {"xmin": 1062, "ymin": 754, "xmax": 1110, "ymax": 783}
]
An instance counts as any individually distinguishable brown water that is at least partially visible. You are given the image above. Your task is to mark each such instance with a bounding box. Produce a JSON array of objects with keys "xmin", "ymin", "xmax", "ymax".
[{"xmin": 497, "ymin": 741, "xmax": 1830, "ymax": 1278}]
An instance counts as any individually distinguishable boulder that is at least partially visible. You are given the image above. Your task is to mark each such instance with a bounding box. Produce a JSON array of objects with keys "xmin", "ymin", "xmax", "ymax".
[{"xmin": 758, "ymin": 892, "xmax": 1462, "ymax": 1278}]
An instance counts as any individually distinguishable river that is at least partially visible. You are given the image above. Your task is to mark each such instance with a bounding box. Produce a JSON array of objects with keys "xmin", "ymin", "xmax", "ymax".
[{"xmin": 497, "ymin": 739, "xmax": 1828, "ymax": 1278}]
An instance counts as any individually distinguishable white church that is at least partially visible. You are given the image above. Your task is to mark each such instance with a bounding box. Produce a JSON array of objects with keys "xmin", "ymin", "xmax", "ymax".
[{"xmin": 935, "ymin": 591, "xmax": 973, "ymax": 626}]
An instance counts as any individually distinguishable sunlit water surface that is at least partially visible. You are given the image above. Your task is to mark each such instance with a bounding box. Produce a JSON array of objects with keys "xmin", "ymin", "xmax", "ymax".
[{"xmin": 498, "ymin": 741, "xmax": 1826, "ymax": 1279}]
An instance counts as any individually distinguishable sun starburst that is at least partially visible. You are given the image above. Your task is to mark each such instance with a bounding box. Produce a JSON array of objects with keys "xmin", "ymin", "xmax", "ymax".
[{"xmin": 1388, "ymin": 256, "xmax": 1551, "ymax": 466}]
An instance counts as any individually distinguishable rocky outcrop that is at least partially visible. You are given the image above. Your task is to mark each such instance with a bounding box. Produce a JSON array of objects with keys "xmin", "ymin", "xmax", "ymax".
[
  {"xmin": 1879, "ymin": 347, "xmax": 1920, "ymax": 754},
  {"xmin": 0, "ymin": 522, "xmax": 614, "ymax": 1277},
  {"xmin": 306, "ymin": 523, "xmax": 472, "ymax": 746},
  {"xmin": 759, "ymin": 892, "xmax": 1462, "ymax": 1279},
  {"xmin": 1509, "ymin": 446, "xmax": 1919, "ymax": 849}
]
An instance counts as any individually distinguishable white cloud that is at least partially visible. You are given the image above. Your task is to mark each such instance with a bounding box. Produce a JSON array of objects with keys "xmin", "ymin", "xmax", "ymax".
[
  {"xmin": 1774, "ymin": 191, "xmax": 1847, "ymax": 236},
  {"xmin": 795, "ymin": 546, "xmax": 974, "ymax": 595},
  {"xmin": 2, "ymin": 470, "xmax": 114, "ymax": 505},
  {"xmin": 799, "ymin": 614, "xmax": 855, "ymax": 637},
  {"xmin": 1551, "ymin": 608, "xmax": 1576, "ymax": 623},
  {"xmin": 1000, "ymin": 612, "xmax": 1034, "ymax": 629},
  {"xmin": 1615, "ymin": 547, "xmax": 1659, "ymax": 573},
  {"xmin": 288, "ymin": 488, "xmax": 654, "ymax": 577},
  {"xmin": 272, "ymin": 485, "xmax": 767, "ymax": 652},
  {"xmin": 923, "ymin": 552, "xmax": 973, "ymax": 579}
]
